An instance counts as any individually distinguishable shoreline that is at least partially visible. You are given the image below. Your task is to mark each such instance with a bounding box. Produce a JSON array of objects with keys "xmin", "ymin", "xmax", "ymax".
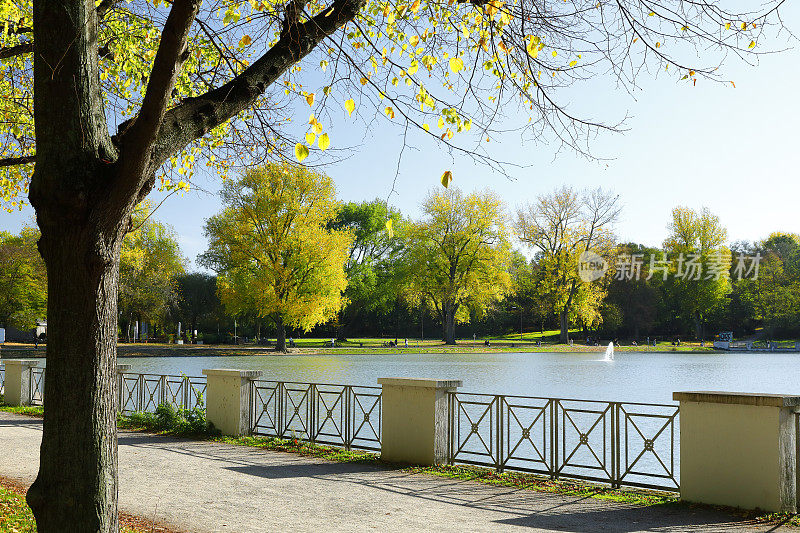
[{"xmin": 0, "ymin": 344, "xmax": 733, "ymax": 358}]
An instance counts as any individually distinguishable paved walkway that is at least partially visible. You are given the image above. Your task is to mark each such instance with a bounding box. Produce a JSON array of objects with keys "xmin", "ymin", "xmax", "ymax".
[{"xmin": 0, "ymin": 412, "xmax": 789, "ymax": 532}]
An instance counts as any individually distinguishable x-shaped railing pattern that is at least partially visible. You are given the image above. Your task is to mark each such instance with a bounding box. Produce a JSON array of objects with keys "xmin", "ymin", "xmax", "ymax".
[
  {"xmin": 448, "ymin": 392, "xmax": 679, "ymax": 491},
  {"xmin": 29, "ymin": 367, "xmax": 44, "ymax": 405},
  {"xmin": 117, "ymin": 373, "xmax": 207, "ymax": 414},
  {"xmin": 250, "ymin": 380, "xmax": 382, "ymax": 451}
]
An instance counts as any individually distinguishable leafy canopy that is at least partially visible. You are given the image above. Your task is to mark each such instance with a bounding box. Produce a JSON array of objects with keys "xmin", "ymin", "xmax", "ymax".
[
  {"xmin": 0, "ymin": 0, "xmax": 786, "ymax": 210},
  {"xmin": 200, "ymin": 162, "xmax": 353, "ymax": 331},
  {"xmin": 0, "ymin": 226, "xmax": 47, "ymax": 329},
  {"xmin": 119, "ymin": 202, "xmax": 187, "ymax": 324},
  {"xmin": 403, "ymin": 187, "xmax": 511, "ymax": 324}
]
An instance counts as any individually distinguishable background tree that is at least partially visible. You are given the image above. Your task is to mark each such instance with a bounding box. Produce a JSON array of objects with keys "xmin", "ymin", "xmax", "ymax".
[
  {"xmin": 404, "ymin": 187, "xmax": 511, "ymax": 344},
  {"xmin": 0, "ymin": 226, "xmax": 47, "ymax": 330},
  {"xmin": 603, "ymin": 243, "xmax": 659, "ymax": 340},
  {"xmin": 328, "ymin": 199, "xmax": 403, "ymax": 340},
  {"xmin": 660, "ymin": 206, "xmax": 730, "ymax": 340},
  {"xmin": 0, "ymin": 0, "xmax": 786, "ymax": 527},
  {"xmin": 119, "ymin": 206, "xmax": 186, "ymax": 341},
  {"xmin": 516, "ymin": 187, "xmax": 620, "ymax": 342},
  {"xmin": 200, "ymin": 163, "xmax": 352, "ymax": 351},
  {"xmin": 734, "ymin": 233, "xmax": 800, "ymax": 337},
  {"xmin": 175, "ymin": 272, "xmax": 220, "ymax": 342}
]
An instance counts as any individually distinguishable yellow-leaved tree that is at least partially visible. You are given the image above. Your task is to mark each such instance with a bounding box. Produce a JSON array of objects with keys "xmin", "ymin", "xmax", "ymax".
[
  {"xmin": 404, "ymin": 188, "xmax": 511, "ymax": 344},
  {"xmin": 200, "ymin": 163, "xmax": 352, "ymax": 351}
]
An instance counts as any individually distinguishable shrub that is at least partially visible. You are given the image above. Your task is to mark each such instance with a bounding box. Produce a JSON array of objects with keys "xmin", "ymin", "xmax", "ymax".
[{"xmin": 120, "ymin": 399, "xmax": 217, "ymax": 437}]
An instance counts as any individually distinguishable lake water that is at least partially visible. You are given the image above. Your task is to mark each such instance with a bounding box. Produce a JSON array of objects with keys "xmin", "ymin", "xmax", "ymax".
[{"xmin": 109, "ymin": 350, "xmax": 800, "ymax": 404}]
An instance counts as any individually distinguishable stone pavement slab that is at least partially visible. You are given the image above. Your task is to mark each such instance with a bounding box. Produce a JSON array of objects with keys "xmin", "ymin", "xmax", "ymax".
[{"xmin": 0, "ymin": 412, "xmax": 787, "ymax": 532}]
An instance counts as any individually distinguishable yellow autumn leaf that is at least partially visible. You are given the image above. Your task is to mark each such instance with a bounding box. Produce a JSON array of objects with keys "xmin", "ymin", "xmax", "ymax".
[
  {"xmin": 239, "ymin": 35, "xmax": 252, "ymax": 47},
  {"xmin": 741, "ymin": 22, "xmax": 747, "ymax": 30},
  {"xmin": 409, "ymin": 35, "xmax": 420, "ymax": 47},
  {"xmin": 569, "ymin": 60, "xmax": 577, "ymax": 67},
  {"xmin": 312, "ymin": 122, "xmax": 323, "ymax": 134},
  {"xmin": 526, "ymin": 36, "xmax": 541, "ymax": 57},
  {"xmin": 725, "ymin": 22, "xmax": 731, "ymax": 30},
  {"xmin": 295, "ymin": 143, "xmax": 309, "ymax": 162},
  {"xmin": 318, "ymin": 133, "xmax": 330, "ymax": 151},
  {"xmin": 385, "ymin": 218, "xmax": 394, "ymax": 237},
  {"xmin": 440, "ymin": 170, "xmax": 453, "ymax": 188},
  {"xmin": 345, "ymin": 99, "xmax": 355, "ymax": 116},
  {"xmin": 385, "ymin": 106, "xmax": 395, "ymax": 119},
  {"xmin": 306, "ymin": 93, "xmax": 315, "ymax": 106},
  {"xmin": 449, "ymin": 57, "xmax": 464, "ymax": 73},
  {"xmin": 748, "ymin": 40, "xmax": 755, "ymax": 48},
  {"xmin": 410, "ymin": 0, "xmax": 421, "ymax": 12},
  {"xmin": 551, "ymin": 50, "xmax": 557, "ymax": 57},
  {"xmin": 305, "ymin": 132, "xmax": 316, "ymax": 145},
  {"xmin": 360, "ymin": 77, "xmax": 368, "ymax": 85},
  {"xmin": 423, "ymin": 123, "xmax": 430, "ymax": 131}
]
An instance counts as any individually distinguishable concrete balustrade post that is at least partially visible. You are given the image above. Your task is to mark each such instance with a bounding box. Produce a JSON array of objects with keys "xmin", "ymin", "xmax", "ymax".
[
  {"xmin": 674, "ymin": 391, "xmax": 800, "ymax": 513},
  {"xmin": 2, "ymin": 359, "xmax": 40, "ymax": 406},
  {"xmin": 378, "ymin": 377, "xmax": 462, "ymax": 465},
  {"xmin": 202, "ymin": 369, "xmax": 263, "ymax": 436}
]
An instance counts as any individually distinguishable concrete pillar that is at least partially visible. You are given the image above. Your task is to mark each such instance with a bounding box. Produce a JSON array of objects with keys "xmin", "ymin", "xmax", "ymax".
[
  {"xmin": 378, "ymin": 377, "xmax": 462, "ymax": 465},
  {"xmin": 674, "ymin": 391, "xmax": 800, "ymax": 512},
  {"xmin": 2, "ymin": 359, "xmax": 40, "ymax": 406},
  {"xmin": 202, "ymin": 369, "xmax": 263, "ymax": 436}
]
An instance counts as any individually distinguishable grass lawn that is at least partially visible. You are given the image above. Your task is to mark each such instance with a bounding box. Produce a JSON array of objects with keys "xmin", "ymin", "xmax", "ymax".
[{"xmin": 0, "ymin": 337, "xmax": 738, "ymax": 355}]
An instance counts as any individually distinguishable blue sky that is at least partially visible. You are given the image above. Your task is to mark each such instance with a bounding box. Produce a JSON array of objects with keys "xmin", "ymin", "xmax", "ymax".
[{"xmin": 3, "ymin": 5, "xmax": 799, "ymax": 269}]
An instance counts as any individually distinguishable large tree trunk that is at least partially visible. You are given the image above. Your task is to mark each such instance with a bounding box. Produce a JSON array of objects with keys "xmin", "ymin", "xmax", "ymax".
[
  {"xmin": 26, "ymin": 222, "xmax": 124, "ymax": 532},
  {"xmin": 443, "ymin": 308, "xmax": 457, "ymax": 345},
  {"xmin": 559, "ymin": 310, "xmax": 570, "ymax": 343},
  {"xmin": 275, "ymin": 314, "xmax": 286, "ymax": 352}
]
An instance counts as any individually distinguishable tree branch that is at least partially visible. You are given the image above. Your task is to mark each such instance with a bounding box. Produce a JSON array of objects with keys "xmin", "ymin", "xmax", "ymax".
[
  {"xmin": 0, "ymin": 155, "xmax": 35, "ymax": 167},
  {"xmin": 118, "ymin": 0, "xmax": 201, "ymax": 181},
  {"xmin": 0, "ymin": 42, "xmax": 32, "ymax": 60},
  {"xmin": 148, "ymin": 0, "xmax": 365, "ymax": 172}
]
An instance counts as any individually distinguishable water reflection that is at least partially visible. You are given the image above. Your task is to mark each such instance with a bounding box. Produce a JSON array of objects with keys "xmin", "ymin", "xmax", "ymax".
[{"xmin": 109, "ymin": 351, "xmax": 800, "ymax": 404}]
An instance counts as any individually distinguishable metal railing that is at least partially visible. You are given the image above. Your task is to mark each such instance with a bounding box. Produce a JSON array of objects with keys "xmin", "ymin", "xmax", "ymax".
[
  {"xmin": 118, "ymin": 372, "xmax": 207, "ymax": 414},
  {"xmin": 250, "ymin": 380, "xmax": 382, "ymax": 451},
  {"xmin": 14, "ymin": 368, "xmax": 207, "ymax": 413},
  {"xmin": 447, "ymin": 392, "xmax": 679, "ymax": 491},
  {"xmin": 29, "ymin": 367, "xmax": 44, "ymax": 405}
]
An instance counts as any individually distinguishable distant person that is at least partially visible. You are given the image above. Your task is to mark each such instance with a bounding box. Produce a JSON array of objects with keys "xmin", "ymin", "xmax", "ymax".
[
  {"xmin": 404, "ymin": 338, "xmax": 408, "ymax": 348},
  {"xmin": 632, "ymin": 340, "xmax": 637, "ymax": 346},
  {"xmin": 330, "ymin": 338, "xmax": 335, "ymax": 347}
]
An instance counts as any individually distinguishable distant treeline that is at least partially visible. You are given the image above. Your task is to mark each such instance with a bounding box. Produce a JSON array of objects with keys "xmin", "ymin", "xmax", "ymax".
[{"xmin": 2, "ymin": 181, "xmax": 798, "ymax": 343}]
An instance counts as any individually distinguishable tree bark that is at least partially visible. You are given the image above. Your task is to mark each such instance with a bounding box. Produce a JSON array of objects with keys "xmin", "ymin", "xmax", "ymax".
[
  {"xmin": 559, "ymin": 310, "xmax": 570, "ymax": 343},
  {"xmin": 23, "ymin": 0, "xmax": 362, "ymax": 529},
  {"xmin": 26, "ymin": 221, "xmax": 124, "ymax": 532},
  {"xmin": 275, "ymin": 314, "xmax": 286, "ymax": 352},
  {"xmin": 443, "ymin": 307, "xmax": 457, "ymax": 345}
]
